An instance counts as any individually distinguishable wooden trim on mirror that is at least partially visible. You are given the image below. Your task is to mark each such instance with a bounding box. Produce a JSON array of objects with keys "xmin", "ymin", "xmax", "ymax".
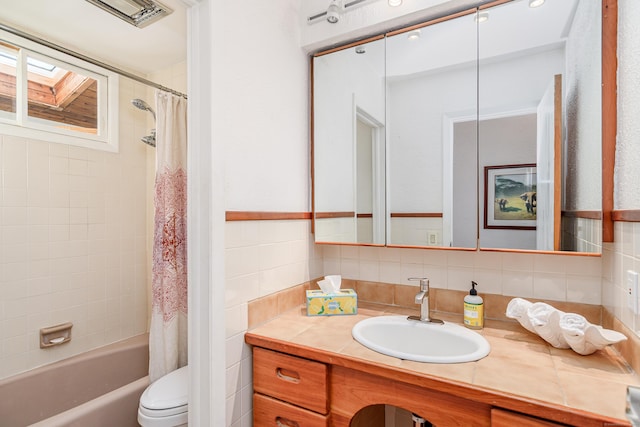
[
  {"xmin": 225, "ymin": 211, "xmax": 312, "ymax": 221},
  {"xmin": 480, "ymin": 247, "xmax": 601, "ymax": 257},
  {"xmin": 310, "ymin": 54, "xmax": 315, "ymax": 234},
  {"xmin": 315, "ymin": 212, "xmax": 355, "ymax": 219},
  {"xmin": 562, "ymin": 211, "xmax": 602, "ymax": 220},
  {"xmin": 386, "ymin": 8, "xmax": 475, "ymax": 37},
  {"xmin": 553, "ymin": 74, "xmax": 563, "ymax": 251},
  {"xmin": 387, "ymin": 244, "xmax": 476, "ymax": 251},
  {"xmin": 612, "ymin": 210, "xmax": 640, "ymax": 222},
  {"xmin": 478, "ymin": 0, "xmax": 512, "ymax": 10},
  {"xmin": 602, "ymin": 0, "xmax": 617, "ymax": 242},
  {"xmin": 313, "ymin": 35, "xmax": 385, "ymax": 57},
  {"xmin": 390, "ymin": 213, "xmax": 443, "ymax": 218},
  {"xmin": 356, "ymin": 213, "xmax": 373, "ymax": 218}
]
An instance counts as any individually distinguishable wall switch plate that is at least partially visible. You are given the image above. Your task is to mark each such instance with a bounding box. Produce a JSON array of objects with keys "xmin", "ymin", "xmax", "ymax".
[{"xmin": 628, "ymin": 270, "xmax": 639, "ymax": 314}]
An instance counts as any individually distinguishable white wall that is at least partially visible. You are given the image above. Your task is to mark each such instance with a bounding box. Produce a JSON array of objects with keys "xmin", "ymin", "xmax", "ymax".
[
  {"xmin": 300, "ymin": 0, "xmax": 489, "ymax": 52},
  {"xmin": 615, "ymin": 0, "xmax": 640, "ymax": 209},
  {"xmin": 201, "ymin": 1, "xmax": 320, "ymax": 426},
  {"xmin": 563, "ymin": 0, "xmax": 602, "ymax": 211},
  {"xmin": 217, "ymin": 3, "xmax": 309, "ymax": 213}
]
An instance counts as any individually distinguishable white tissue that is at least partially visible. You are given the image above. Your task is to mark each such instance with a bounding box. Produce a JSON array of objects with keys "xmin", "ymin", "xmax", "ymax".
[
  {"xmin": 317, "ymin": 279, "xmax": 335, "ymax": 294},
  {"xmin": 317, "ymin": 275, "xmax": 342, "ymax": 293},
  {"xmin": 506, "ymin": 298, "xmax": 627, "ymax": 355},
  {"xmin": 325, "ymin": 275, "xmax": 341, "ymax": 291}
]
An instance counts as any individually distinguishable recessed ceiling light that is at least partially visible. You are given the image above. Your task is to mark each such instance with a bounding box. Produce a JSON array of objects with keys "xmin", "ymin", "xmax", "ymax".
[
  {"xmin": 529, "ymin": 0, "xmax": 545, "ymax": 7},
  {"xmin": 475, "ymin": 11, "xmax": 489, "ymax": 23},
  {"xmin": 388, "ymin": 0, "xmax": 402, "ymax": 6}
]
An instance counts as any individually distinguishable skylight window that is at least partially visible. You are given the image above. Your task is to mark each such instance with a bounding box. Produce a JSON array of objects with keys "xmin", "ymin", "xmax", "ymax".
[
  {"xmin": 0, "ymin": 52, "xmax": 60, "ymax": 78},
  {"xmin": 0, "ymin": 29, "xmax": 119, "ymax": 152},
  {"xmin": 27, "ymin": 57, "xmax": 57, "ymax": 76}
]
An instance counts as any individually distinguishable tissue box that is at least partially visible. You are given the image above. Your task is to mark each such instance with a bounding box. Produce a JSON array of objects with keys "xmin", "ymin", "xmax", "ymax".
[{"xmin": 306, "ymin": 289, "xmax": 357, "ymax": 316}]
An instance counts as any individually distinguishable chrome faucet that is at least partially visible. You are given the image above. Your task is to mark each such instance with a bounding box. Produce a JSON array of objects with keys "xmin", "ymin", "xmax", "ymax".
[{"xmin": 408, "ymin": 277, "xmax": 443, "ymax": 324}]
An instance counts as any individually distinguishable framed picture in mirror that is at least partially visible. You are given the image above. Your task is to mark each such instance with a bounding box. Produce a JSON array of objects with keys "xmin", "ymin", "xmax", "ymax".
[{"xmin": 484, "ymin": 164, "xmax": 537, "ymax": 230}]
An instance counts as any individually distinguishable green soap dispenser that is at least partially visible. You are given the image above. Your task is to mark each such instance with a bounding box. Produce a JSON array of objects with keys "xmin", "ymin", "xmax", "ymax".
[{"xmin": 463, "ymin": 281, "xmax": 484, "ymax": 329}]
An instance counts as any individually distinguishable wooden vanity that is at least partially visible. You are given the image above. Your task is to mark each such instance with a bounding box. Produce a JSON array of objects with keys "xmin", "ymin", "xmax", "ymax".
[{"xmin": 245, "ymin": 303, "xmax": 638, "ymax": 427}]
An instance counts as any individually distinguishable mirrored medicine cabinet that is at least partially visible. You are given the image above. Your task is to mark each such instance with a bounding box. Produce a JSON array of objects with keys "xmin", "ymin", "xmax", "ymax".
[{"xmin": 312, "ymin": 0, "xmax": 614, "ymax": 255}]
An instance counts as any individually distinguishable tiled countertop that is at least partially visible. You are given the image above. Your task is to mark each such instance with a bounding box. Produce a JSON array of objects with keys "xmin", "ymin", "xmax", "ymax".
[{"xmin": 245, "ymin": 302, "xmax": 640, "ymax": 424}]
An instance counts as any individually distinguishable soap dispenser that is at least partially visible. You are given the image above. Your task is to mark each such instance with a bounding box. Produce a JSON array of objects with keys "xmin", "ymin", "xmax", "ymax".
[{"xmin": 464, "ymin": 281, "xmax": 484, "ymax": 329}]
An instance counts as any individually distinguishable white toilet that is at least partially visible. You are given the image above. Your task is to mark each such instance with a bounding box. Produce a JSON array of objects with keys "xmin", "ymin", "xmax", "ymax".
[{"xmin": 138, "ymin": 365, "xmax": 188, "ymax": 427}]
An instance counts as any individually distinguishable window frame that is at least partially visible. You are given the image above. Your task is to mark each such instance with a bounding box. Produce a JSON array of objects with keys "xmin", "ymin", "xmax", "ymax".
[{"xmin": 0, "ymin": 29, "xmax": 119, "ymax": 152}]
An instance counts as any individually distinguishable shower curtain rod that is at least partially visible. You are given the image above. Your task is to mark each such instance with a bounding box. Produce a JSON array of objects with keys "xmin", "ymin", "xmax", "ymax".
[{"xmin": 0, "ymin": 22, "xmax": 188, "ymax": 100}]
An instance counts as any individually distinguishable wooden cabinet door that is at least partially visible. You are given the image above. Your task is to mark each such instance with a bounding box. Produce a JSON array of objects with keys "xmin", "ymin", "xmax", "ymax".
[{"xmin": 492, "ymin": 408, "xmax": 568, "ymax": 427}]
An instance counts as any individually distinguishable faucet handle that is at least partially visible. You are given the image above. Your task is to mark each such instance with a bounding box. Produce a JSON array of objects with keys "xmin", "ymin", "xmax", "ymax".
[{"xmin": 408, "ymin": 277, "xmax": 429, "ymax": 290}]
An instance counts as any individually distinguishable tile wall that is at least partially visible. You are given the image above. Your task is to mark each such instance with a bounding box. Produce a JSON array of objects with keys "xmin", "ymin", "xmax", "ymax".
[
  {"xmin": 321, "ymin": 245, "xmax": 602, "ymax": 305},
  {"xmin": 603, "ymin": 221, "xmax": 640, "ymax": 334},
  {"xmin": 0, "ymin": 77, "xmax": 152, "ymax": 379},
  {"xmin": 224, "ymin": 219, "xmax": 322, "ymax": 427}
]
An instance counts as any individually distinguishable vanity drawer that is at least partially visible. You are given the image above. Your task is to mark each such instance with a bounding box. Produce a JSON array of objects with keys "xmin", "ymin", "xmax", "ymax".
[
  {"xmin": 253, "ymin": 347, "xmax": 328, "ymax": 414},
  {"xmin": 491, "ymin": 408, "xmax": 568, "ymax": 427},
  {"xmin": 254, "ymin": 393, "xmax": 329, "ymax": 427}
]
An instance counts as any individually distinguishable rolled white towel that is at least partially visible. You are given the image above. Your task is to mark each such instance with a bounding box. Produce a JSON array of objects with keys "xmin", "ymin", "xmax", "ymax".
[
  {"xmin": 559, "ymin": 313, "xmax": 627, "ymax": 355},
  {"xmin": 528, "ymin": 302, "xmax": 570, "ymax": 349},
  {"xmin": 579, "ymin": 324, "xmax": 627, "ymax": 355},
  {"xmin": 558, "ymin": 312, "xmax": 591, "ymax": 354},
  {"xmin": 505, "ymin": 298, "xmax": 536, "ymax": 333}
]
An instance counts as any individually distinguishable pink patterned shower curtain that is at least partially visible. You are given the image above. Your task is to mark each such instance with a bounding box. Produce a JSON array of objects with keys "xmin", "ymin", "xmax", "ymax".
[{"xmin": 149, "ymin": 91, "xmax": 188, "ymax": 382}]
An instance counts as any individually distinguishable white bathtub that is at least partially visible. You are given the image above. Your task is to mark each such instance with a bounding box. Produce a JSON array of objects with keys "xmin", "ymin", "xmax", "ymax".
[{"xmin": 0, "ymin": 334, "xmax": 149, "ymax": 427}]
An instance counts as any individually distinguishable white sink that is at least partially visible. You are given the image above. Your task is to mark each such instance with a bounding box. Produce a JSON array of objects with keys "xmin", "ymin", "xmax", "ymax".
[{"xmin": 351, "ymin": 315, "xmax": 490, "ymax": 363}]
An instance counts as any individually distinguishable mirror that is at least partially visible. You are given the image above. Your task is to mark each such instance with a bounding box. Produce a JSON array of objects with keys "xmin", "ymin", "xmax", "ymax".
[
  {"xmin": 313, "ymin": 37, "xmax": 386, "ymax": 245},
  {"xmin": 477, "ymin": 0, "xmax": 601, "ymax": 253},
  {"xmin": 312, "ymin": 0, "xmax": 603, "ymax": 254},
  {"xmin": 386, "ymin": 12, "xmax": 478, "ymax": 249}
]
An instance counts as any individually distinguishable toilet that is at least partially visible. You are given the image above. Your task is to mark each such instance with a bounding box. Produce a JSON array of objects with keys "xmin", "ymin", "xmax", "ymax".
[{"xmin": 138, "ymin": 365, "xmax": 188, "ymax": 427}]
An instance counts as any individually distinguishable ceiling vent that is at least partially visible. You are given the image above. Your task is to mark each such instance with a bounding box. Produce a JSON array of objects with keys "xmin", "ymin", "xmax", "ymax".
[{"xmin": 85, "ymin": 0, "xmax": 173, "ymax": 28}]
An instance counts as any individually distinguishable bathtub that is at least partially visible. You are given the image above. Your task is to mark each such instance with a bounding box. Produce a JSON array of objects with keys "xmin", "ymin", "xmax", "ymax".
[{"xmin": 0, "ymin": 334, "xmax": 149, "ymax": 427}]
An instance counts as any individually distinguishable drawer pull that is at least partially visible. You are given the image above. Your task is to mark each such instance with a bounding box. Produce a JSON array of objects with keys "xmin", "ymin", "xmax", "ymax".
[
  {"xmin": 276, "ymin": 416, "xmax": 300, "ymax": 427},
  {"xmin": 276, "ymin": 367, "xmax": 300, "ymax": 383}
]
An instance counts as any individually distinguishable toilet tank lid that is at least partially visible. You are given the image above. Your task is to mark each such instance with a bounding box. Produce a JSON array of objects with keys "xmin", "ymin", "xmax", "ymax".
[{"xmin": 140, "ymin": 365, "xmax": 188, "ymax": 410}]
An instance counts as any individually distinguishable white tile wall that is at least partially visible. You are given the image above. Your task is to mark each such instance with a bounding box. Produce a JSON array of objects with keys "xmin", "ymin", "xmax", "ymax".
[
  {"xmin": 602, "ymin": 222, "xmax": 640, "ymax": 334},
  {"xmin": 321, "ymin": 245, "xmax": 602, "ymax": 304},
  {"xmin": 224, "ymin": 219, "xmax": 322, "ymax": 427},
  {"xmin": 0, "ymin": 78, "xmax": 152, "ymax": 379}
]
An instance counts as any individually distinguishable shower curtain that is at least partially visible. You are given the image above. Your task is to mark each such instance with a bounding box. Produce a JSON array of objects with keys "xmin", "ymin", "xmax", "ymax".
[{"xmin": 149, "ymin": 91, "xmax": 188, "ymax": 382}]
